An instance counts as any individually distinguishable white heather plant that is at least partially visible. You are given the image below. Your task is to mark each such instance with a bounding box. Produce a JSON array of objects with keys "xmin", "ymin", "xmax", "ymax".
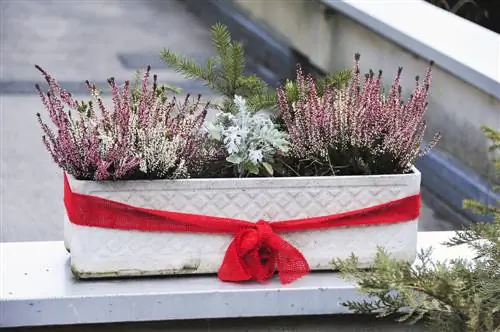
[
  {"xmin": 133, "ymin": 91, "xmax": 218, "ymax": 180},
  {"xmin": 204, "ymin": 96, "xmax": 290, "ymax": 177}
]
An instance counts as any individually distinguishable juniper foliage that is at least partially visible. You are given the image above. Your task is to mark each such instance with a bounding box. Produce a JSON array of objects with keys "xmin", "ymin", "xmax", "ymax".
[{"xmin": 332, "ymin": 126, "xmax": 500, "ymax": 332}]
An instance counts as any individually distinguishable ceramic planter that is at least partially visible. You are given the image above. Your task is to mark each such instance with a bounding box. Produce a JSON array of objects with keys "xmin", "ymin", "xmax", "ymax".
[{"xmin": 67, "ymin": 168, "xmax": 421, "ymax": 278}]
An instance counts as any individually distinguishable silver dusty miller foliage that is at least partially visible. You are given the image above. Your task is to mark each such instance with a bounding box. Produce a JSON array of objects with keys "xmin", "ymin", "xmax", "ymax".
[{"xmin": 204, "ymin": 96, "xmax": 290, "ymax": 177}]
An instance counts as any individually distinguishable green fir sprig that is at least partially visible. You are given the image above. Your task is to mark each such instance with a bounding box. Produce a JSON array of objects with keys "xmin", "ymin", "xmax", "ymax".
[{"xmin": 160, "ymin": 22, "xmax": 350, "ymax": 113}]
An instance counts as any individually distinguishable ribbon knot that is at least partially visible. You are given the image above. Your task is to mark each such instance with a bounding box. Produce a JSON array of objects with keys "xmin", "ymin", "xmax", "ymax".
[
  {"xmin": 255, "ymin": 220, "xmax": 273, "ymax": 240},
  {"xmin": 218, "ymin": 219, "xmax": 310, "ymax": 284}
]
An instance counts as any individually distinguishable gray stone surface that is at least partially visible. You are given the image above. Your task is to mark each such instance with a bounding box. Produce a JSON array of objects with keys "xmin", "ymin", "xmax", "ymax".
[
  {"xmin": 0, "ymin": 0, "xmax": 458, "ymax": 243},
  {"xmin": 0, "ymin": 0, "xmax": 214, "ymax": 82}
]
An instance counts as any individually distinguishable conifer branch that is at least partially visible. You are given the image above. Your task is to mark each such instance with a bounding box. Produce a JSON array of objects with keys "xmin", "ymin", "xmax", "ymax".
[{"xmin": 160, "ymin": 22, "xmax": 351, "ymax": 114}]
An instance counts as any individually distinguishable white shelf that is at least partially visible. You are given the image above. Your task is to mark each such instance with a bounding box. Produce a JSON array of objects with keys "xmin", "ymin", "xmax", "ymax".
[{"xmin": 1, "ymin": 231, "xmax": 470, "ymax": 328}]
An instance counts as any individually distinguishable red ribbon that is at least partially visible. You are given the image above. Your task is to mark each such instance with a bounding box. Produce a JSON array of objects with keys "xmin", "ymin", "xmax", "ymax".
[{"xmin": 64, "ymin": 174, "xmax": 420, "ymax": 284}]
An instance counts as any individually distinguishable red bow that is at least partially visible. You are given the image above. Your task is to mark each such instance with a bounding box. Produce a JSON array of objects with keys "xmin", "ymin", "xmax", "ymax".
[{"xmin": 218, "ymin": 220, "xmax": 309, "ymax": 284}]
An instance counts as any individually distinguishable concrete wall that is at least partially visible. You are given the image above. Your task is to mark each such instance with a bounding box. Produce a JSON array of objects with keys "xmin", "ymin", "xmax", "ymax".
[{"xmin": 229, "ymin": 0, "xmax": 499, "ymax": 182}]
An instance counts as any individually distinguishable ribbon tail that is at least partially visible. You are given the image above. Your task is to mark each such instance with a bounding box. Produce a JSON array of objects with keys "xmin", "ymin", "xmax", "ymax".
[
  {"xmin": 218, "ymin": 238, "xmax": 252, "ymax": 282},
  {"xmin": 272, "ymin": 238, "xmax": 310, "ymax": 284},
  {"xmin": 63, "ymin": 172, "xmax": 76, "ymax": 224}
]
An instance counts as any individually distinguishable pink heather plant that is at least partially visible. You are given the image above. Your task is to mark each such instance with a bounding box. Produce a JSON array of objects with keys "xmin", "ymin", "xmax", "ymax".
[
  {"xmin": 35, "ymin": 65, "xmax": 218, "ymax": 181},
  {"xmin": 276, "ymin": 54, "xmax": 441, "ymax": 175}
]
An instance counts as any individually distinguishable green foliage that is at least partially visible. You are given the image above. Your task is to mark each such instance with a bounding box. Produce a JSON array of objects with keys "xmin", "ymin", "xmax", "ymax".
[
  {"xmin": 130, "ymin": 67, "xmax": 182, "ymax": 106},
  {"xmin": 317, "ymin": 68, "xmax": 352, "ymax": 92},
  {"xmin": 426, "ymin": 0, "xmax": 489, "ymax": 24},
  {"xmin": 332, "ymin": 126, "xmax": 500, "ymax": 332},
  {"xmin": 161, "ymin": 23, "xmax": 270, "ymax": 113},
  {"xmin": 425, "ymin": 0, "xmax": 500, "ymax": 34},
  {"xmin": 160, "ymin": 22, "xmax": 351, "ymax": 113},
  {"xmin": 275, "ymin": 68, "xmax": 351, "ymax": 110}
]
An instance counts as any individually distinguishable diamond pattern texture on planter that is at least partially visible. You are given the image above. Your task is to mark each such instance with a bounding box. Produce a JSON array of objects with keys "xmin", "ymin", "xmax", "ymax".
[{"xmin": 67, "ymin": 172, "xmax": 419, "ymax": 278}]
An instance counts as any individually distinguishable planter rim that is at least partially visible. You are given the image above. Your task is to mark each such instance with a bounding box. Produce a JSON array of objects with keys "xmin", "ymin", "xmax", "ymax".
[{"xmin": 66, "ymin": 166, "xmax": 421, "ymax": 184}]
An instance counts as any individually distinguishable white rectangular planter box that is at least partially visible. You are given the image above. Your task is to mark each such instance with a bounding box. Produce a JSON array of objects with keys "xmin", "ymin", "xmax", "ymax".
[{"xmin": 66, "ymin": 168, "xmax": 420, "ymax": 279}]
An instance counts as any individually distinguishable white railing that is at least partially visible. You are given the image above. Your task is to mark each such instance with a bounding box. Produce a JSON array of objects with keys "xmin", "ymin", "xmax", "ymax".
[{"xmin": 319, "ymin": 0, "xmax": 499, "ymax": 100}]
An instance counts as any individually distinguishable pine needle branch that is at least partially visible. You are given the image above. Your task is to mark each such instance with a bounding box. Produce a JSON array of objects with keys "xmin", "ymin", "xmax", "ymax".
[
  {"xmin": 160, "ymin": 49, "xmax": 214, "ymax": 85},
  {"xmin": 160, "ymin": 22, "xmax": 352, "ymax": 114}
]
